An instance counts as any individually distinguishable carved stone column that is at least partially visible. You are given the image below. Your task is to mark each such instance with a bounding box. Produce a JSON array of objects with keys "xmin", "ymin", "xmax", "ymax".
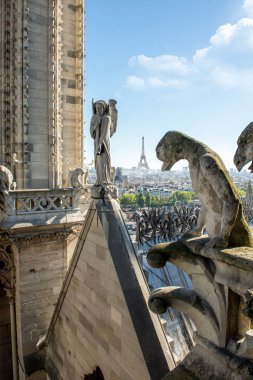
[
  {"xmin": 6, "ymin": 288, "xmax": 18, "ymax": 380},
  {"xmin": 0, "ymin": 236, "xmax": 17, "ymax": 379}
]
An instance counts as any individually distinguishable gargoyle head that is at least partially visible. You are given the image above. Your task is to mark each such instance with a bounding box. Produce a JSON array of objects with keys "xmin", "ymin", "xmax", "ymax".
[
  {"xmin": 156, "ymin": 131, "xmax": 186, "ymax": 171},
  {"xmin": 234, "ymin": 122, "xmax": 253, "ymax": 172}
]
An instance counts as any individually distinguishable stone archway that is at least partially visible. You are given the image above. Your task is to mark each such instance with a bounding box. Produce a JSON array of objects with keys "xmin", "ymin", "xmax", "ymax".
[
  {"xmin": 0, "ymin": 285, "xmax": 13, "ymax": 379},
  {"xmin": 84, "ymin": 367, "xmax": 105, "ymax": 380}
]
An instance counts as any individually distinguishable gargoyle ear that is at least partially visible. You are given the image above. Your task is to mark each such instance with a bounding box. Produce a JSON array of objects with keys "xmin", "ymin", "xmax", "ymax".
[{"xmin": 248, "ymin": 162, "xmax": 253, "ymax": 173}]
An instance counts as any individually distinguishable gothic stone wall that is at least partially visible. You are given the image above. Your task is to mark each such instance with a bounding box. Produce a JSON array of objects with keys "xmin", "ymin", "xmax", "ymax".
[
  {"xmin": 0, "ymin": 287, "xmax": 12, "ymax": 379},
  {"xmin": 15, "ymin": 236, "xmax": 68, "ymax": 363},
  {"xmin": 0, "ymin": 0, "xmax": 84, "ymax": 189}
]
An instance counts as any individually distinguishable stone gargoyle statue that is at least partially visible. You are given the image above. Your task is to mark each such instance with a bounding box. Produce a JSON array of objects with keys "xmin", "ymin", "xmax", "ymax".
[
  {"xmin": 0, "ymin": 165, "xmax": 14, "ymax": 224},
  {"xmin": 69, "ymin": 167, "xmax": 88, "ymax": 189},
  {"xmin": 156, "ymin": 131, "xmax": 253, "ymax": 248},
  {"xmin": 234, "ymin": 122, "xmax": 253, "ymax": 173}
]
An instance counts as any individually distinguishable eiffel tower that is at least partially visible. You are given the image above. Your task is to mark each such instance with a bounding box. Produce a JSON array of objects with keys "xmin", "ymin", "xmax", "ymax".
[{"xmin": 138, "ymin": 136, "xmax": 149, "ymax": 169}]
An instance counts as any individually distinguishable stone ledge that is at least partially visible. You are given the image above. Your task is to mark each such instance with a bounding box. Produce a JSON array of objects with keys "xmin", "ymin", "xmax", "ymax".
[{"xmin": 184, "ymin": 236, "xmax": 253, "ymax": 272}]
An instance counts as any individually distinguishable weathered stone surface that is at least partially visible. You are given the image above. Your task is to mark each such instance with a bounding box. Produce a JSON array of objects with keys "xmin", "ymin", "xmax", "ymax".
[
  {"xmin": 90, "ymin": 99, "xmax": 118, "ymax": 189},
  {"xmin": 43, "ymin": 199, "xmax": 175, "ymax": 379},
  {"xmin": 0, "ymin": 0, "xmax": 84, "ymax": 189},
  {"xmin": 16, "ymin": 238, "xmax": 68, "ymax": 356},
  {"xmin": 147, "ymin": 234, "xmax": 253, "ymax": 377},
  {"xmin": 163, "ymin": 338, "xmax": 253, "ymax": 379},
  {"xmin": 234, "ymin": 121, "xmax": 253, "ymax": 172},
  {"xmin": 156, "ymin": 131, "xmax": 253, "ymax": 248}
]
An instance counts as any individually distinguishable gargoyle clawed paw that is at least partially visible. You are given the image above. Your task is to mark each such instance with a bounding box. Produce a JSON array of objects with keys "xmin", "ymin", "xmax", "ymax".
[
  {"xmin": 205, "ymin": 237, "xmax": 228, "ymax": 249},
  {"xmin": 182, "ymin": 229, "xmax": 203, "ymax": 239}
]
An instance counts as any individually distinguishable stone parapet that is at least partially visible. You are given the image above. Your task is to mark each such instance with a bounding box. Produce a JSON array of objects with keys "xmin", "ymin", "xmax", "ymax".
[
  {"xmin": 10, "ymin": 189, "xmax": 79, "ymax": 213},
  {"xmin": 2, "ymin": 188, "xmax": 90, "ymax": 228}
]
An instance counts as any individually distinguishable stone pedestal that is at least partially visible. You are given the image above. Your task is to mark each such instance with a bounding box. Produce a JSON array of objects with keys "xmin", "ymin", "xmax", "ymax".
[{"xmin": 91, "ymin": 184, "xmax": 118, "ymax": 199}]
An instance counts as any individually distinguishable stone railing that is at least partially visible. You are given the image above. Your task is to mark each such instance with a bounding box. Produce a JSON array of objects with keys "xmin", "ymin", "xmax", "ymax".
[
  {"xmin": 0, "ymin": 188, "xmax": 91, "ymax": 228},
  {"xmin": 9, "ymin": 188, "xmax": 80, "ymax": 214}
]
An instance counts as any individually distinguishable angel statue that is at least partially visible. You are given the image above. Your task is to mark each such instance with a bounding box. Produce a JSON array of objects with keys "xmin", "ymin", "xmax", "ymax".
[{"xmin": 90, "ymin": 99, "xmax": 118, "ymax": 190}]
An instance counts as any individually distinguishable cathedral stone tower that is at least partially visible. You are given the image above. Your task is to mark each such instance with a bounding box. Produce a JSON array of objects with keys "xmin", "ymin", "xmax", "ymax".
[
  {"xmin": 0, "ymin": 2, "xmax": 85, "ymax": 378},
  {"xmin": 0, "ymin": 0, "xmax": 84, "ymax": 189}
]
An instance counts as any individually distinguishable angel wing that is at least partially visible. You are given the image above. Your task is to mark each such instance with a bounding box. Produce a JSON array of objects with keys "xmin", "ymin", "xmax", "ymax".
[
  {"xmin": 84, "ymin": 169, "xmax": 88, "ymax": 185},
  {"xmin": 92, "ymin": 98, "xmax": 96, "ymax": 115},
  {"xmin": 108, "ymin": 99, "xmax": 118, "ymax": 137}
]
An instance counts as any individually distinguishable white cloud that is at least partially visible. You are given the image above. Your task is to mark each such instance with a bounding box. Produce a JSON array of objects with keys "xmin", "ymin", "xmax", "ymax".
[
  {"xmin": 127, "ymin": 1, "xmax": 253, "ymax": 93},
  {"xmin": 126, "ymin": 75, "xmax": 186, "ymax": 90},
  {"xmin": 243, "ymin": 0, "xmax": 253, "ymax": 17},
  {"xmin": 148, "ymin": 77, "xmax": 186, "ymax": 89},
  {"xmin": 126, "ymin": 75, "xmax": 145, "ymax": 90},
  {"xmin": 210, "ymin": 23, "xmax": 238, "ymax": 45},
  {"xmin": 211, "ymin": 66, "xmax": 253, "ymax": 90},
  {"xmin": 210, "ymin": 18, "xmax": 253, "ymax": 47},
  {"xmin": 128, "ymin": 54, "xmax": 192, "ymax": 75},
  {"xmin": 193, "ymin": 47, "xmax": 211, "ymax": 63}
]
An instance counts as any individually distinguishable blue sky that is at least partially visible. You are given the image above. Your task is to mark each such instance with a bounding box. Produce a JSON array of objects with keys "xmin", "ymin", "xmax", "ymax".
[{"xmin": 85, "ymin": 0, "xmax": 253, "ymax": 170}]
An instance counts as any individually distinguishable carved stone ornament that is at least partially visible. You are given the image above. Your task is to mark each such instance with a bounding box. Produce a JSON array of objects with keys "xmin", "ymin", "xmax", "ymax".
[
  {"xmin": 13, "ymin": 230, "xmax": 72, "ymax": 246},
  {"xmin": 0, "ymin": 247, "xmax": 12, "ymax": 274},
  {"xmin": 149, "ymin": 286, "xmax": 221, "ymax": 346},
  {"xmin": 242, "ymin": 289, "xmax": 253, "ymax": 321},
  {"xmin": 91, "ymin": 184, "xmax": 118, "ymax": 200},
  {"xmin": 0, "ymin": 243, "xmax": 15, "ymax": 293},
  {"xmin": 69, "ymin": 167, "xmax": 88, "ymax": 189}
]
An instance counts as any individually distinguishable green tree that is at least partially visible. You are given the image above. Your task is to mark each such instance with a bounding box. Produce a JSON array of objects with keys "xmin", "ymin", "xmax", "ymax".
[
  {"xmin": 237, "ymin": 188, "xmax": 246, "ymax": 197},
  {"xmin": 171, "ymin": 191, "xmax": 193, "ymax": 204},
  {"xmin": 150, "ymin": 196, "xmax": 159, "ymax": 207},
  {"xmin": 120, "ymin": 194, "xmax": 137, "ymax": 208},
  {"xmin": 136, "ymin": 191, "xmax": 145, "ymax": 208},
  {"xmin": 246, "ymin": 180, "xmax": 252, "ymax": 199},
  {"xmin": 145, "ymin": 192, "xmax": 151, "ymax": 207},
  {"xmin": 170, "ymin": 193, "xmax": 177, "ymax": 206}
]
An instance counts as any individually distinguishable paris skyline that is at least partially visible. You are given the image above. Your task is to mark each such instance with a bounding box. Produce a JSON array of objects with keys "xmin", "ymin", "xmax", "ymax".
[{"xmin": 85, "ymin": 0, "xmax": 253, "ymax": 170}]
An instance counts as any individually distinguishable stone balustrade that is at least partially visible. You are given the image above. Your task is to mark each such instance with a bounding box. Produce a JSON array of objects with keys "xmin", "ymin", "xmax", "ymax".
[
  {"xmin": 10, "ymin": 188, "xmax": 80, "ymax": 214},
  {"xmin": 1, "ymin": 188, "xmax": 90, "ymax": 228}
]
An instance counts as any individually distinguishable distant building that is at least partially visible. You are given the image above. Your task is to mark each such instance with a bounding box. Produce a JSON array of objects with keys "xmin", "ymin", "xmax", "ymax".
[{"xmin": 114, "ymin": 167, "xmax": 124, "ymax": 183}]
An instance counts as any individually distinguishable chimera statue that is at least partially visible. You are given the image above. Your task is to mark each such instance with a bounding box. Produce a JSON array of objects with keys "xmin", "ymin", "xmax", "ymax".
[
  {"xmin": 234, "ymin": 122, "xmax": 253, "ymax": 173},
  {"xmin": 156, "ymin": 131, "xmax": 253, "ymax": 248}
]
